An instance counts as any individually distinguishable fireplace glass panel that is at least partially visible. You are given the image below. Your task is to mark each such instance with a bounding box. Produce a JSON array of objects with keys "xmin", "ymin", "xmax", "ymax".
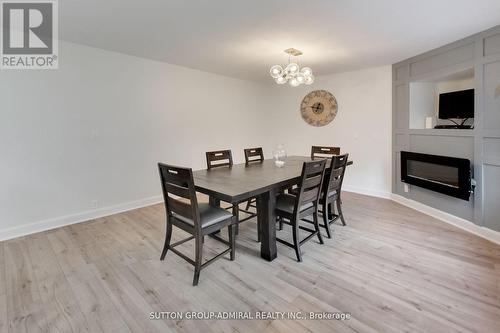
[{"xmin": 407, "ymin": 160, "xmax": 459, "ymax": 188}]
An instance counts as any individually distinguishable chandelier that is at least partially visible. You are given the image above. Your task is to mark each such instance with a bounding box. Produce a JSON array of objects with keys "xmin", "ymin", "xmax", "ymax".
[{"xmin": 269, "ymin": 48, "xmax": 314, "ymax": 87}]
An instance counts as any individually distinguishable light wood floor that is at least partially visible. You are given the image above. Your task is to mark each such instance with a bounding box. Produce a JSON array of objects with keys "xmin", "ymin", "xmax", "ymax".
[{"xmin": 1, "ymin": 192, "xmax": 499, "ymax": 333}]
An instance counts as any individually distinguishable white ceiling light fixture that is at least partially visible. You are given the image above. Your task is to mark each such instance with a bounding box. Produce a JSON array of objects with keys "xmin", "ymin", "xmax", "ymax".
[{"xmin": 270, "ymin": 48, "xmax": 314, "ymax": 87}]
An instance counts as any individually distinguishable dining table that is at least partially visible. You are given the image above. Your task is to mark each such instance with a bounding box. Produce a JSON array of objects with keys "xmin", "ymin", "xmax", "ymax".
[{"xmin": 192, "ymin": 155, "xmax": 353, "ymax": 261}]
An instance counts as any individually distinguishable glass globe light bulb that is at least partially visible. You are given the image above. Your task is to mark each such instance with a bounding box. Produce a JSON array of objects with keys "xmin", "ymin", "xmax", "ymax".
[
  {"xmin": 275, "ymin": 76, "xmax": 287, "ymax": 84},
  {"xmin": 286, "ymin": 63, "xmax": 299, "ymax": 74},
  {"xmin": 296, "ymin": 73, "xmax": 305, "ymax": 83},
  {"xmin": 300, "ymin": 67, "xmax": 312, "ymax": 76},
  {"xmin": 304, "ymin": 74, "xmax": 315, "ymax": 85},
  {"xmin": 289, "ymin": 77, "xmax": 300, "ymax": 87},
  {"xmin": 269, "ymin": 65, "xmax": 283, "ymax": 79}
]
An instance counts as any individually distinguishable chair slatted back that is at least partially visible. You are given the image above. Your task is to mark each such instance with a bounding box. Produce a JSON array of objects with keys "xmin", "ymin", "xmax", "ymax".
[
  {"xmin": 326, "ymin": 154, "xmax": 349, "ymax": 194},
  {"xmin": 158, "ymin": 163, "xmax": 200, "ymax": 229},
  {"xmin": 206, "ymin": 150, "xmax": 233, "ymax": 169},
  {"xmin": 311, "ymin": 146, "xmax": 340, "ymax": 159},
  {"xmin": 296, "ymin": 160, "xmax": 327, "ymax": 210},
  {"xmin": 244, "ymin": 147, "xmax": 264, "ymax": 164}
]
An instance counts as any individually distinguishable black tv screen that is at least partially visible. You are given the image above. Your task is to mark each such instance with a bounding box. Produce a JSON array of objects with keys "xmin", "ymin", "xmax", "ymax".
[{"xmin": 438, "ymin": 89, "xmax": 474, "ymax": 119}]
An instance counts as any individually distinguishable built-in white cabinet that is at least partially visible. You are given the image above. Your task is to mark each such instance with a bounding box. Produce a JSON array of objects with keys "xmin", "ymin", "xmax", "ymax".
[{"xmin": 393, "ymin": 25, "xmax": 500, "ymax": 232}]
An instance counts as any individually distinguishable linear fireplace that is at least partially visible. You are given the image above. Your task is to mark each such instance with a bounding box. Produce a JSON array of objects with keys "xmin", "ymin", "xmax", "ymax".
[{"xmin": 401, "ymin": 151, "xmax": 471, "ymax": 201}]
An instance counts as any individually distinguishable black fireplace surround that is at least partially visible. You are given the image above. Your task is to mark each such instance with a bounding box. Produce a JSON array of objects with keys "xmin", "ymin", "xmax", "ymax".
[{"xmin": 401, "ymin": 151, "xmax": 471, "ymax": 201}]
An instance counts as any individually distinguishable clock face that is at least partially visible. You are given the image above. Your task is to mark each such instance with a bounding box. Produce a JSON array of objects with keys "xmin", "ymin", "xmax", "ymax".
[{"xmin": 300, "ymin": 90, "xmax": 338, "ymax": 127}]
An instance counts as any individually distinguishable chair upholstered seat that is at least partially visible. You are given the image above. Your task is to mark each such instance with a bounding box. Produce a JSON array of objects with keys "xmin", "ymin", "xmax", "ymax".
[
  {"xmin": 276, "ymin": 194, "xmax": 313, "ymax": 214},
  {"xmin": 174, "ymin": 203, "xmax": 233, "ymax": 229}
]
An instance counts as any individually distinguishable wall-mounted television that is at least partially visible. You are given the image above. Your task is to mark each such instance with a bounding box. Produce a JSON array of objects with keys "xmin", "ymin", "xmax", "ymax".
[{"xmin": 438, "ymin": 89, "xmax": 474, "ymax": 119}]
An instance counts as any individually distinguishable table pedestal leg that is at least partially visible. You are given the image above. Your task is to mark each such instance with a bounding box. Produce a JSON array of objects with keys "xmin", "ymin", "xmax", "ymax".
[{"xmin": 257, "ymin": 189, "xmax": 277, "ymax": 261}]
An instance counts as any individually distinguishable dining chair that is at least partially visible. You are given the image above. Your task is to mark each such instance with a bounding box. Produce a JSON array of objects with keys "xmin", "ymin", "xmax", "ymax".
[
  {"xmin": 243, "ymin": 147, "xmax": 264, "ymax": 241},
  {"xmin": 244, "ymin": 147, "xmax": 264, "ymax": 164},
  {"xmin": 275, "ymin": 160, "xmax": 326, "ymax": 262},
  {"xmin": 205, "ymin": 149, "xmax": 259, "ymax": 240},
  {"xmin": 158, "ymin": 163, "xmax": 237, "ymax": 286},
  {"xmin": 287, "ymin": 145, "xmax": 341, "ymax": 196},
  {"xmin": 322, "ymin": 154, "xmax": 349, "ymax": 235},
  {"xmin": 311, "ymin": 146, "xmax": 341, "ymax": 159},
  {"xmin": 206, "ymin": 149, "xmax": 233, "ymax": 169},
  {"xmin": 302, "ymin": 154, "xmax": 349, "ymax": 238},
  {"xmin": 243, "ymin": 147, "xmax": 264, "ymax": 210},
  {"xmin": 206, "ymin": 150, "xmax": 234, "ymax": 211}
]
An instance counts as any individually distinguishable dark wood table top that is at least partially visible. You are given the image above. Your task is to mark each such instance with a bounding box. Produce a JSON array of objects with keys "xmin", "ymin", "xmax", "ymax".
[{"xmin": 193, "ymin": 156, "xmax": 353, "ymax": 203}]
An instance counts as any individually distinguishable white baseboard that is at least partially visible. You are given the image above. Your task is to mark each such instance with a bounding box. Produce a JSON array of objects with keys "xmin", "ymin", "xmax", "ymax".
[
  {"xmin": 341, "ymin": 186, "xmax": 500, "ymax": 245},
  {"xmin": 391, "ymin": 194, "xmax": 500, "ymax": 245},
  {"xmin": 2, "ymin": 188, "xmax": 499, "ymax": 246},
  {"xmin": 343, "ymin": 185, "xmax": 392, "ymax": 199},
  {"xmin": 0, "ymin": 195, "xmax": 163, "ymax": 241}
]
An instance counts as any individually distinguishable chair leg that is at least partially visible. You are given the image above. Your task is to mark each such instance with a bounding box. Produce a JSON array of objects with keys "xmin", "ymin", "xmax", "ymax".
[
  {"xmin": 228, "ymin": 224, "xmax": 236, "ymax": 260},
  {"xmin": 160, "ymin": 221, "xmax": 172, "ymax": 260},
  {"xmin": 232, "ymin": 204, "xmax": 239, "ymax": 235},
  {"xmin": 278, "ymin": 217, "xmax": 283, "ymax": 230},
  {"xmin": 313, "ymin": 211, "xmax": 324, "ymax": 244},
  {"xmin": 328, "ymin": 202, "xmax": 335, "ymax": 220},
  {"xmin": 322, "ymin": 201, "xmax": 332, "ymax": 239},
  {"xmin": 193, "ymin": 234, "xmax": 203, "ymax": 286},
  {"xmin": 336, "ymin": 199, "xmax": 346, "ymax": 226},
  {"xmin": 245, "ymin": 199, "xmax": 252, "ymax": 211},
  {"xmin": 292, "ymin": 219, "xmax": 303, "ymax": 262}
]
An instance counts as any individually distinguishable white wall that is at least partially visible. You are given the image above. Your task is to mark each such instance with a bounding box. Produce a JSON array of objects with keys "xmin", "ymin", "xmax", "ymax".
[
  {"xmin": 0, "ymin": 43, "xmax": 392, "ymax": 240},
  {"xmin": 265, "ymin": 66, "xmax": 393, "ymax": 197},
  {"xmin": 0, "ymin": 41, "xmax": 269, "ymax": 239},
  {"xmin": 409, "ymin": 82, "xmax": 436, "ymax": 129}
]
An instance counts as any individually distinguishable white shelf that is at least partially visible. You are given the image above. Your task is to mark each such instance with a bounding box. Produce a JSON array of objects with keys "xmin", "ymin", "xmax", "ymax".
[{"xmin": 407, "ymin": 128, "xmax": 476, "ymax": 137}]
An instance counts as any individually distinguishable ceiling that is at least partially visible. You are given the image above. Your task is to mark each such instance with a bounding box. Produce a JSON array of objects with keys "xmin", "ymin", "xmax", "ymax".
[{"xmin": 60, "ymin": 0, "xmax": 500, "ymax": 82}]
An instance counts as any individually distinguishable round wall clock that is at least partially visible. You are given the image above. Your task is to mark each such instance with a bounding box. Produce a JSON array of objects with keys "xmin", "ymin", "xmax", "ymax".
[{"xmin": 300, "ymin": 90, "xmax": 338, "ymax": 127}]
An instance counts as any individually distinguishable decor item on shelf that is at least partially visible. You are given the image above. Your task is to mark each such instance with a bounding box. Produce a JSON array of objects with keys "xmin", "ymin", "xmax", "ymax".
[
  {"xmin": 269, "ymin": 48, "xmax": 314, "ymax": 87},
  {"xmin": 300, "ymin": 90, "xmax": 338, "ymax": 127},
  {"xmin": 425, "ymin": 116, "xmax": 436, "ymax": 129},
  {"xmin": 273, "ymin": 144, "xmax": 287, "ymax": 167}
]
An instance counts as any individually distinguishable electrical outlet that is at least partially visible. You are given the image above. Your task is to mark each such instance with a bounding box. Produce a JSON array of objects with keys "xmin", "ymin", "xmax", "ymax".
[
  {"xmin": 404, "ymin": 184, "xmax": 410, "ymax": 193},
  {"xmin": 91, "ymin": 200, "xmax": 99, "ymax": 208}
]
